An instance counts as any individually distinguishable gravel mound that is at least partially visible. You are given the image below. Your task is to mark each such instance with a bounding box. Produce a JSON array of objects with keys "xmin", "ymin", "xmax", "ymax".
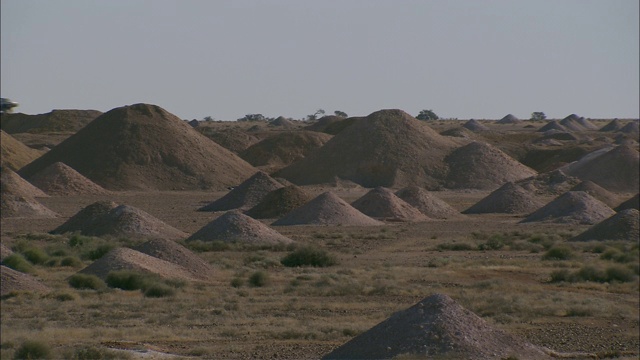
[
  {"xmin": 199, "ymin": 171, "xmax": 284, "ymax": 211},
  {"xmin": 1, "ymin": 195, "xmax": 57, "ymax": 219},
  {"xmin": 571, "ymin": 209, "xmax": 639, "ymax": 242},
  {"xmin": 1, "ymin": 265, "xmax": 50, "ymax": 296},
  {"xmin": 79, "ymin": 247, "xmax": 198, "ymax": 281},
  {"xmin": 26, "ymin": 162, "xmax": 109, "ymax": 196},
  {"xmin": 600, "ymin": 119, "xmax": 623, "ymax": 132},
  {"xmin": 0, "ymin": 130, "xmax": 44, "ymax": 171},
  {"xmin": 18, "ymin": 103, "xmax": 257, "ymax": 191},
  {"xmin": 188, "ymin": 211, "xmax": 293, "ymax": 245},
  {"xmin": 445, "ymin": 141, "xmax": 537, "ymax": 190},
  {"xmin": 269, "ymin": 116, "xmax": 295, "ymax": 128},
  {"xmin": 440, "ymin": 127, "xmax": 479, "ymax": 140},
  {"xmin": 615, "ymin": 193, "xmax": 639, "ymax": 211},
  {"xmin": 520, "ymin": 191, "xmax": 615, "ymax": 225},
  {"xmin": 395, "ymin": 186, "xmax": 462, "ymax": 219},
  {"xmin": 133, "ymin": 239, "xmax": 214, "ymax": 280},
  {"xmin": 351, "ymin": 187, "xmax": 429, "ymax": 222},
  {"xmin": 245, "ymin": 185, "xmax": 311, "ymax": 219},
  {"xmin": 304, "ymin": 115, "xmax": 344, "ymax": 133},
  {"xmin": 52, "ymin": 203, "xmax": 186, "ymax": 240},
  {"xmin": 561, "ymin": 145, "xmax": 639, "ymax": 193},
  {"xmin": 516, "ymin": 169, "xmax": 582, "ymax": 195},
  {"xmin": 464, "ymin": 182, "xmax": 545, "ymax": 214},
  {"xmin": 1, "ymin": 166, "xmax": 48, "ymax": 198},
  {"xmin": 275, "ymin": 109, "xmax": 458, "ymax": 189},
  {"xmin": 0, "ymin": 109, "xmax": 101, "ymax": 134},
  {"xmin": 537, "ymin": 121, "xmax": 567, "ymax": 133},
  {"xmin": 570, "ymin": 181, "xmax": 620, "ymax": 207},
  {"xmin": 273, "ymin": 192, "xmax": 382, "ymax": 226},
  {"xmin": 560, "ymin": 114, "xmax": 596, "ymax": 131},
  {"xmin": 618, "ymin": 121, "xmax": 639, "ymax": 135},
  {"xmin": 462, "ymin": 119, "xmax": 489, "ymax": 132},
  {"xmin": 239, "ymin": 131, "xmax": 332, "ymax": 171},
  {"xmin": 196, "ymin": 127, "xmax": 260, "ymax": 153},
  {"xmin": 497, "ymin": 114, "xmax": 520, "ymax": 124},
  {"xmin": 322, "ymin": 293, "xmax": 552, "ymax": 360}
]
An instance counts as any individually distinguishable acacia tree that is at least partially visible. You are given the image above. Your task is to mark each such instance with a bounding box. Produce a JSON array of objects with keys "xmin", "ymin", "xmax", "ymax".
[
  {"xmin": 416, "ymin": 109, "xmax": 439, "ymax": 121},
  {"xmin": 306, "ymin": 109, "xmax": 325, "ymax": 121},
  {"xmin": 334, "ymin": 110, "xmax": 348, "ymax": 118},
  {"xmin": 237, "ymin": 114, "xmax": 266, "ymax": 122},
  {"xmin": 530, "ymin": 112, "xmax": 546, "ymax": 121}
]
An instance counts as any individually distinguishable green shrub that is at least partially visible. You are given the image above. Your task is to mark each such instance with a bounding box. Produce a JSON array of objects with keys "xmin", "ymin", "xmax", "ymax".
[
  {"xmin": 605, "ymin": 265, "xmax": 636, "ymax": 283},
  {"xmin": 84, "ymin": 244, "xmax": 115, "ymax": 261},
  {"xmin": 281, "ymin": 246, "xmax": 337, "ymax": 267},
  {"xmin": 549, "ymin": 269, "xmax": 571, "ymax": 283},
  {"xmin": 542, "ymin": 245, "xmax": 574, "ymax": 260},
  {"xmin": 2, "ymin": 254, "xmax": 34, "ymax": 273},
  {"xmin": 68, "ymin": 234, "xmax": 93, "ymax": 247},
  {"xmin": 143, "ymin": 283, "xmax": 175, "ymax": 298},
  {"xmin": 60, "ymin": 256, "xmax": 83, "ymax": 267},
  {"xmin": 481, "ymin": 235, "xmax": 505, "ymax": 250},
  {"xmin": 600, "ymin": 248, "xmax": 638, "ymax": 263},
  {"xmin": 248, "ymin": 271, "xmax": 269, "ymax": 287},
  {"xmin": 44, "ymin": 258, "xmax": 60, "ymax": 267},
  {"xmin": 230, "ymin": 278, "xmax": 244, "ymax": 288},
  {"xmin": 21, "ymin": 248, "xmax": 49, "ymax": 265},
  {"xmin": 576, "ymin": 265, "xmax": 607, "ymax": 282},
  {"xmin": 13, "ymin": 340, "xmax": 51, "ymax": 359},
  {"xmin": 105, "ymin": 270, "xmax": 153, "ymax": 291},
  {"xmin": 68, "ymin": 274, "xmax": 106, "ymax": 290}
]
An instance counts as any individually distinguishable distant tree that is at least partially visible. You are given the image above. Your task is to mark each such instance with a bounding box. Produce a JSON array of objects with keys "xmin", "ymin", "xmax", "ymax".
[
  {"xmin": 237, "ymin": 114, "xmax": 266, "ymax": 122},
  {"xmin": 203, "ymin": 116, "xmax": 214, "ymax": 122},
  {"xmin": 334, "ymin": 110, "xmax": 348, "ymax": 118},
  {"xmin": 306, "ymin": 109, "xmax": 326, "ymax": 121},
  {"xmin": 530, "ymin": 112, "xmax": 546, "ymax": 121},
  {"xmin": 416, "ymin": 109, "xmax": 439, "ymax": 121}
]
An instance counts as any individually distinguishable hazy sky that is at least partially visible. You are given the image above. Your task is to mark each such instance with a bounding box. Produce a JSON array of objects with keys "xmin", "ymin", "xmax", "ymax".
[{"xmin": 2, "ymin": 0, "xmax": 638, "ymax": 120}]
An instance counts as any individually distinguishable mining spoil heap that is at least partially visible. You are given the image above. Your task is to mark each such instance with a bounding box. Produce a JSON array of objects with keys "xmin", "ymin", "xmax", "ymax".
[
  {"xmin": 395, "ymin": 186, "xmax": 462, "ymax": 219},
  {"xmin": 188, "ymin": 211, "xmax": 293, "ymax": 245},
  {"xmin": 571, "ymin": 209, "xmax": 639, "ymax": 242},
  {"xmin": 26, "ymin": 162, "xmax": 109, "ymax": 196},
  {"xmin": 199, "ymin": 171, "xmax": 283, "ymax": 211},
  {"xmin": 273, "ymin": 192, "xmax": 382, "ymax": 226},
  {"xmin": 561, "ymin": 145, "xmax": 639, "ymax": 193},
  {"xmin": 351, "ymin": 187, "xmax": 429, "ymax": 222},
  {"xmin": 239, "ymin": 131, "xmax": 332, "ymax": 171},
  {"xmin": 521, "ymin": 191, "xmax": 615, "ymax": 225},
  {"xmin": 464, "ymin": 182, "xmax": 544, "ymax": 214},
  {"xmin": 245, "ymin": 185, "xmax": 311, "ymax": 219},
  {"xmin": 0, "ymin": 130, "xmax": 44, "ymax": 171}
]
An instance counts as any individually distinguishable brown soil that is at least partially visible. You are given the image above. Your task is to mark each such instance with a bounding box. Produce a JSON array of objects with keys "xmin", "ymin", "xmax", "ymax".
[
  {"xmin": 395, "ymin": 186, "xmax": 462, "ymax": 219},
  {"xmin": 245, "ymin": 185, "xmax": 311, "ymax": 219},
  {"xmin": 304, "ymin": 115, "xmax": 344, "ymax": 133},
  {"xmin": 195, "ymin": 126, "xmax": 260, "ymax": 153},
  {"xmin": 1, "ymin": 265, "xmax": 50, "ymax": 296},
  {"xmin": 322, "ymin": 293, "xmax": 552, "ymax": 360},
  {"xmin": 464, "ymin": 182, "xmax": 545, "ymax": 214},
  {"xmin": 1, "ymin": 166, "xmax": 48, "ymax": 198},
  {"xmin": 571, "ymin": 209, "xmax": 639, "ymax": 242},
  {"xmin": 199, "ymin": 171, "xmax": 284, "ymax": 211},
  {"xmin": 26, "ymin": 162, "xmax": 109, "ymax": 196},
  {"xmin": 521, "ymin": 191, "xmax": 615, "ymax": 225},
  {"xmin": 188, "ymin": 210, "xmax": 293, "ymax": 245},
  {"xmin": 272, "ymin": 191, "xmax": 382, "ymax": 226},
  {"xmin": 0, "ymin": 130, "xmax": 44, "ymax": 171},
  {"xmin": 18, "ymin": 104, "xmax": 257, "ymax": 190},
  {"xmin": 351, "ymin": 187, "xmax": 429, "ymax": 222},
  {"xmin": 132, "ymin": 238, "xmax": 214, "ymax": 280}
]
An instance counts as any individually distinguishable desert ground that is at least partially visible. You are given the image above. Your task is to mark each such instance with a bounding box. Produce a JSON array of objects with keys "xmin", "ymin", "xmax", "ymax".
[{"xmin": 1, "ymin": 106, "xmax": 638, "ymax": 359}]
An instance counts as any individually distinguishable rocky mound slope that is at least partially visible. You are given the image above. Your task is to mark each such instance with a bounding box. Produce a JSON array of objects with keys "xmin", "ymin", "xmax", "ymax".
[
  {"xmin": 1, "ymin": 166, "xmax": 48, "ymax": 198},
  {"xmin": 188, "ymin": 211, "xmax": 293, "ymax": 245},
  {"xmin": 26, "ymin": 162, "xmax": 109, "ymax": 196},
  {"xmin": 0, "ymin": 130, "xmax": 44, "ymax": 171},
  {"xmin": 1, "ymin": 265, "xmax": 50, "ymax": 296},
  {"xmin": 464, "ymin": 182, "xmax": 544, "ymax": 214},
  {"xmin": 351, "ymin": 187, "xmax": 429, "ymax": 222},
  {"xmin": 245, "ymin": 185, "xmax": 311, "ymax": 219},
  {"xmin": 615, "ymin": 193, "xmax": 639, "ymax": 211},
  {"xmin": 561, "ymin": 145, "xmax": 639, "ymax": 193},
  {"xmin": 521, "ymin": 191, "xmax": 615, "ymax": 225},
  {"xmin": 273, "ymin": 192, "xmax": 381, "ymax": 226},
  {"xmin": 497, "ymin": 114, "xmax": 520, "ymax": 124},
  {"xmin": 516, "ymin": 169, "xmax": 581, "ymax": 195},
  {"xmin": 133, "ymin": 239, "xmax": 214, "ymax": 280},
  {"xmin": 462, "ymin": 119, "xmax": 489, "ymax": 132},
  {"xmin": 1, "ymin": 109, "xmax": 101, "ymax": 134},
  {"xmin": 199, "ymin": 171, "xmax": 283, "ymax": 211},
  {"xmin": 570, "ymin": 181, "xmax": 619, "ymax": 208},
  {"xmin": 240, "ymin": 131, "xmax": 332, "ymax": 171},
  {"xmin": 395, "ymin": 186, "xmax": 462, "ymax": 219},
  {"xmin": 572, "ymin": 209, "xmax": 639, "ymax": 242}
]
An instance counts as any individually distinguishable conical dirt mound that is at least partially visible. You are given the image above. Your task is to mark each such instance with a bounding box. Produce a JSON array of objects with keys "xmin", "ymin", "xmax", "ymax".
[
  {"xmin": 615, "ymin": 193, "xmax": 639, "ymax": 211},
  {"xmin": 570, "ymin": 181, "xmax": 620, "ymax": 208},
  {"xmin": 1, "ymin": 265, "xmax": 50, "ymax": 296},
  {"xmin": 351, "ymin": 187, "xmax": 429, "ymax": 222},
  {"xmin": 26, "ymin": 162, "xmax": 109, "ymax": 196},
  {"xmin": 1, "ymin": 195, "xmax": 57, "ymax": 219},
  {"xmin": 537, "ymin": 121, "xmax": 567, "ymax": 133},
  {"xmin": 322, "ymin": 293, "xmax": 551, "ymax": 360},
  {"xmin": 521, "ymin": 191, "xmax": 615, "ymax": 225},
  {"xmin": 132, "ymin": 239, "xmax": 214, "ymax": 280},
  {"xmin": 199, "ymin": 171, "xmax": 284, "ymax": 211},
  {"xmin": 52, "ymin": 204, "xmax": 186, "ymax": 240},
  {"xmin": 245, "ymin": 185, "xmax": 311, "ymax": 219},
  {"xmin": 239, "ymin": 131, "xmax": 332, "ymax": 171},
  {"xmin": 197, "ymin": 127, "xmax": 260, "ymax": 153},
  {"xmin": 560, "ymin": 114, "xmax": 594, "ymax": 131},
  {"xmin": 273, "ymin": 192, "xmax": 382, "ymax": 226},
  {"xmin": 79, "ymin": 248, "xmax": 198, "ymax": 281},
  {"xmin": 275, "ymin": 109, "xmax": 458, "ymax": 188},
  {"xmin": 395, "ymin": 186, "xmax": 462, "ymax": 219},
  {"xmin": 497, "ymin": 114, "xmax": 520, "ymax": 124},
  {"xmin": 562, "ymin": 145, "xmax": 639, "ymax": 193},
  {"xmin": 572, "ymin": 209, "xmax": 639, "ymax": 242},
  {"xmin": 187, "ymin": 211, "xmax": 293, "ymax": 245},
  {"xmin": 18, "ymin": 103, "xmax": 257, "ymax": 190},
  {"xmin": 304, "ymin": 115, "xmax": 343, "ymax": 133},
  {"xmin": 445, "ymin": 141, "xmax": 537, "ymax": 190},
  {"xmin": 618, "ymin": 121, "xmax": 639, "ymax": 135},
  {"xmin": 516, "ymin": 169, "xmax": 581, "ymax": 195},
  {"xmin": 0, "ymin": 130, "xmax": 44, "ymax": 171},
  {"xmin": 462, "ymin": 119, "xmax": 489, "ymax": 132},
  {"xmin": 600, "ymin": 119, "xmax": 623, "ymax": 132},
  {"xmin": 464, "ymin": 182, "xmax": 545, "ymax": 214},
  {"xmin": 1, "ymin": 166, "xmax": 48, "ymax": 198}
]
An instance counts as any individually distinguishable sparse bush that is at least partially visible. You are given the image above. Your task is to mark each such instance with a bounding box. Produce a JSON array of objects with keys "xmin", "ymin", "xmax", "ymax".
[
  {"xmin": 605, "ymin": 265, "xmax": 636, "ymax": 283},
  {"xmin": 437, "ymin": 242, "xmax": 475, "ymax": 251},
  {"xmin": 84, "ymin": 244, "xmax": 115, "ymax": 261},
  {"xmin": 248, "ymin": 271, "xmax": 269, "ymax": 287},
  {"xmin": 13, "ymin": 340, "xmax": 51, "ymax": 359},
  {"xmin": 230, "ymin": 278, "xmax": 244, "ymax": 288},
  {"xmin": 69, "ymin": 233, "xmax": 93, "ymax": 247},
  {"xmin": 105, "ymin": 270, "xmax": 153, "ymax": 291},
  {"xmin": 281, "ymin": 246, "xmax": 337, "ymax": 267},
  {"xmin": 549, "ymin": 269, "xmax": 571, "ymax": 283},
  {"xmin": 542, "ymin": 245, "xmax": 574, "ymax": 260},
  {"xmin": 2, "ymin": 254, "xmax": 34, "ymax": 273},
  {"xmin": 600, "ymin": 248, "xmax": 638, "ymax": 264},
  {"xmin": 60, "ymin": 256, "xmax": 83, "ymax": 267},
  {"xmin": 68, "ymin": 274, "xmax": 106, "ymax": 290},
  {"xmin": 71, "ymin": 346, "xmax": 128, "ymax": 360},
  {"xmin": 21, "ymin": 248, "xmax": 49, "ymax": 265},
  {"xmin": 479, "ymin": 235, "xmax": 505, "ymax": 250},
  {"xmin": 576, "ymin": 265, "xmax": 607, "ymax": 282},
  {"xmin": 143, "ymin": 283, "xmax": 175, "ymax": 298}
]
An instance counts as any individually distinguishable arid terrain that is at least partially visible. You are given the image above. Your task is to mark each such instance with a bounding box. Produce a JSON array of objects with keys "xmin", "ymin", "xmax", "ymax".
[{"xmin": 1, "ymin": 106, "xmax": 638, "ymax": 359}]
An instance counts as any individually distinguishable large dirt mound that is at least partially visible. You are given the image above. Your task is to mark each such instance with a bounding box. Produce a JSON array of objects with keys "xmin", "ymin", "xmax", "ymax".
[
  {"xmin": 561, "ymin": 145, "xmax": 639, "ymax": 193},
  {"xmin": 516, "ymin": 169, "xmax": 582, "ymax": 195},
  {"xmin": 615, "ymin": 193, "xmax": 639, "ymax": 211},
  {"xmin": 245, "ymin": 185, "xmax": 311, "ymax": 219},
  {"xmin": 275, "ymin": 109, "xmax": 458, "ymax": 189},
  {"xmin": 462, "ymin": 119, "xmax": 489, "ymax": 132},
  {"xmin": 559, "ymin": 114, "xmax": 596, "ymax": 131},
  {"xmin": 322, "ymin": 293, "xmax": 551, "ymax": 360},
  {"xmin": 464, "ymin": 182, "xmax": 545, "ymax": 214},
  {"xmin": 199, "ymin": 171, "xmax": 284, "ymax": 212},
  {"xmin": 196, "ymin": 127, "xmax": 260, "ymax": 153},
  {"xmin": 1, "ymin": 195, "xmax": 57, "ymax": 219},
  {"xmin": 52, "ymin": 203, "xmax": 186, "ymax": 240},
  {"xmin": 239, "ymin": 131, "xmax": 332, "ymax": 171},
  {"xmin": 1, "ymin": 109, "xmax": 101, "ymax": 134},
  {"xmin": 26, "ymin": 162, "xmax": 109, "ymax": 196},
  {"xmin": 51, "ymin": 201, "xmax": 118, "ymax": 235},
  {"xmin": 79, "ymin": 248, "xmax": 198, "ymax": 281},
  {"xmin": 600, "ymin": 119, "xmax": 623, "ymax": 132},
  {"xmin": 445, "ymin": 141, "xmax": 537, "ymax": 190},
  {"xmin": 570, "ymin": 181, "xmax": 620, "ymax": 207},
  {"xmin": 273, "ymin": 192, "xmax": 382, "ymax": 226},
  {"xmin": 537, "ymin": 121, "xmax": 568, "ymax": 133},
  {"xmin": 1, "ymin": 265, "xmax": 50, "ymax": 296},
  {"xmin": 395, "ymin": 186, "xmax": 462, "ymax": 219},
  {"xmin": 497, "ymin": 114, "xmax": 521, "ymax": 124},
  {"xmin": 304, "ymin": 115, "xmax": 344, "ymax": 133},
  {"xmin": 18, "ymin": 104, "xmax": 257, "ymax": 191},
  {"xmin": 520, "ymin": 191, "xmax": 615, "ymax": 225},
  {"xmin": 618, "ymin": 121, "xmax": 639, "ymax": 135},
  {"xmin": 1, "ymin": 166, "xmax": 48, "ymax": 198},
  {"xmin": 132, "ymin": 239, "xmax": 214, "ymax": 280},
  {"xmin": 0, "ymin": 130, "xmax": 44, "ymax": 171},
  {"xmin": 351, "ymin": 187, "xmax": 429, "ymax": 222},
  {"xmin": 572, "ymin": 209, "xmax": 639, "ymax": 242},
  {"xmin": 187, "ymin": 211, "xmax": 293, "ymax": 245}
]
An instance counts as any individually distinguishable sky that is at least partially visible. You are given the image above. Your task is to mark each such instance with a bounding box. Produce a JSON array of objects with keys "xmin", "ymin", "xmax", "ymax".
[{"xmin": 1, "ymin": 0, "xmax": 638, "ymax": 121}]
